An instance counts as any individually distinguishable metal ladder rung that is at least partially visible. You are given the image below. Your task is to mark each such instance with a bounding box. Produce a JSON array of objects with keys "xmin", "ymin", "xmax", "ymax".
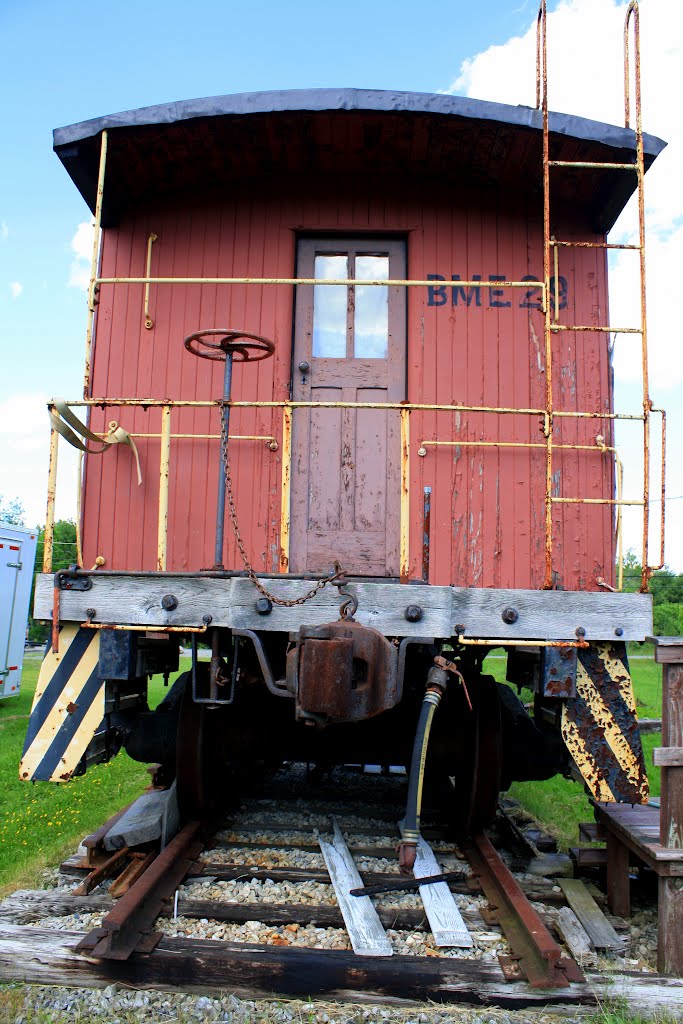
[
  {"xmin": 550, "ymin": 240, "xmax": 641, "ymax": 251},
  {"xmin": 548, "ymin": 160, "xmax": 638, "ymax": 171},
  {"xmin": 550, "ymin": 324, "xmax": 642, "ymax": 334}
]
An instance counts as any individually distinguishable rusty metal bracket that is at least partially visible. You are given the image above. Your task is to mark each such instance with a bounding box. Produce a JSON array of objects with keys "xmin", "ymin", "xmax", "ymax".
[{"xmin": 57, "ymin": 568, "xmax": 93, "ymax": 591}]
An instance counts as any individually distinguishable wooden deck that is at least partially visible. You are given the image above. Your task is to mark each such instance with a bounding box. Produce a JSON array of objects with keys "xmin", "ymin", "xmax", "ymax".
[{"xmin": 587, "ymin": 638, "xmax": 683, "ymax": 976}]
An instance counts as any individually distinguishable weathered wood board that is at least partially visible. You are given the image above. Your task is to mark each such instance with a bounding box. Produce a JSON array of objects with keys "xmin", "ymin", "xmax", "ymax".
[
  {"xmin": 318, "ymin": 819, "xmax": 392, "ymax": 956},
  {"xmin": 3, "ymin": 922, "xmax": 683, "ymax": 1013},
  {"xmin": 413, "ymin": 835, "xmax": 472, "ymax": 948},
  {"xmin": 36, "ymin": 574, "xmax": 653, "ymax": 640},
  {"xmin": 555, "ymin": 907, "xmax": 597, "ymax": 968},
  {"xmin": 558, "ymin": 879, "xmax": 623, "ymax": 951}
]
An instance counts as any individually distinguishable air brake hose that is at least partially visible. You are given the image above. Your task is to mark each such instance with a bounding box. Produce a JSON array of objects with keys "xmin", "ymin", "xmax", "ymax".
[{"xmin": 397, "ymin": 664, "xmax": 449, "ymax": 875}]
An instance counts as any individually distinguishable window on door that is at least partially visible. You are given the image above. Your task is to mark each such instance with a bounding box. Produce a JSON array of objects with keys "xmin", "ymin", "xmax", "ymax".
[{"xmin": 312, "ymin": 251, "xmax": 390, "ymax": 359}]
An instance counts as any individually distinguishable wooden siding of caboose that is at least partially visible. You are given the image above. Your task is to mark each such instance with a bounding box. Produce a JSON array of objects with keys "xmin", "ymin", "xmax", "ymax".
[{"xmin": 81, "ymin": 175, "xmax": 613, "ymax": 590}]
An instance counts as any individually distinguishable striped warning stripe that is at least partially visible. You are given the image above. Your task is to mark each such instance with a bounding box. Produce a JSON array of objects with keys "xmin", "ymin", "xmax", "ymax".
[
  {"xmin": 561, "ymin": 641, "xmax": 648, "ymax": 804},
  {"xmin": 19, "ymin": 625, "xmax": 104, "ymax": 783}
]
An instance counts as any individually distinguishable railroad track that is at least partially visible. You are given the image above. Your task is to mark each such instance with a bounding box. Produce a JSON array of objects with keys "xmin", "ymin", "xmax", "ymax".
[{"xmin": 1, "ymin": 765, "xmax": 682, "ymax": 1015}]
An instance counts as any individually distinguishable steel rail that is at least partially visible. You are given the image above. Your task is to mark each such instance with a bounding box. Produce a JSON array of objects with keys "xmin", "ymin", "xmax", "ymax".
[
  {"xmin": 77, "ymin": 820, "xmax": 204, "ymax": 960},
  {"xmin": 462, "ymin": 831, "xmax": 584, "ymax": 988}
]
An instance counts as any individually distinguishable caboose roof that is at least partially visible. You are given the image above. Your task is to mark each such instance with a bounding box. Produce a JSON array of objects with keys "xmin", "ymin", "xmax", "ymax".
[{"xmin": 53, "ymin": 88, "xmax": 666, "ymax": 232}]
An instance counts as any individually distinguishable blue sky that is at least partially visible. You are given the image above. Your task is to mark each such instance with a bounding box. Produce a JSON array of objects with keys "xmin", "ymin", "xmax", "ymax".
[{"xmin": 0, "ymin": 0, "xmax": 680, "ymax": 572}]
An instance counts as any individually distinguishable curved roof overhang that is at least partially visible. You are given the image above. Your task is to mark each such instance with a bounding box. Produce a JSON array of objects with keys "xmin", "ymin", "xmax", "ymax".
[{"xmin": 53, "ymin": 88, "xmax": 666, "ymax": 232}]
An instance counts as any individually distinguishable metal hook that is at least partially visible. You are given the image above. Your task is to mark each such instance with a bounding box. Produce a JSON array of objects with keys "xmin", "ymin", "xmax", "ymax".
[{"xmin": 330, "ymin": 570, "xmax": 358, "ymax": 619}]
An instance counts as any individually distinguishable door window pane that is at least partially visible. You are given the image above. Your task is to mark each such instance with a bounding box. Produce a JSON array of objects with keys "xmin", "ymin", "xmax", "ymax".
[
  {"xmin": 354, "ymin": 256, "xmax": 389, "ymax": 358},
  {"xmin": 313, "ymin": 255, "xmax": 348, "ymax": 357}
]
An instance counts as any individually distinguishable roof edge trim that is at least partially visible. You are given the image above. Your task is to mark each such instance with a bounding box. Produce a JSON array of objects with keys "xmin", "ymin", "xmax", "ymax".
[{"xmin": 53, "ymin": 87, "xmax": 666, "ymax": 157}]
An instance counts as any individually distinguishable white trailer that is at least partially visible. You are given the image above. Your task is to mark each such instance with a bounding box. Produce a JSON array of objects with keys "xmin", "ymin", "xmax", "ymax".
[{"xmin": 0, "ymin": 522, "xmax": 38, "ymax": 699}]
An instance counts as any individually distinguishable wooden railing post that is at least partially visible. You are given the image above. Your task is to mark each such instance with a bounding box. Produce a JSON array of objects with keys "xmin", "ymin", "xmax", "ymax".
[{"xmin": 650, "ymin": 637, "xmax": 683, "ymax": 976}]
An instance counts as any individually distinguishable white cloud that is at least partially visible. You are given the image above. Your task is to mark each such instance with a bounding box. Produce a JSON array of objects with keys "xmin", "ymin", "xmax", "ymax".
[
  {"xmin": 446, "ymin": 0, "xmax": 683, "ymax": 392},
  {"xmin": 0, "ymin": 394, "xmax": 77, "ymax": 528},
  {"xmin": 447, "ymin": 0, "xmax": 683, "ymax": 567},
  {"xmin": 68, "ymin": 220, "xmax": 95, "ymax": 290},
  {"xmin": 9, "ymin": 281, "xmax": 22, "ymax": 299},
  {"xmin": 1, "ymin": 221, "xmax": 8, "ymax": 240}
]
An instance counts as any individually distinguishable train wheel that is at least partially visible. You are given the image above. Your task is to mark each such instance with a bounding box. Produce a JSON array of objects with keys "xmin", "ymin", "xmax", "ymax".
[
  {"xmin": 436, "ymin": 672, "xmax": 502, "ymax": 835},
  {"xmin": 176, "ymin": 673, "xmax": 217, "ymax": 820}
]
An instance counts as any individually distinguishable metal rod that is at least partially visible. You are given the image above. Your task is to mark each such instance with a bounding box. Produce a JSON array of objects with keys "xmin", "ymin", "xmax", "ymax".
[
  {"xmin": 400, "ymin": 408, "xmax": 410, "ymax": 581},
  {"xmin": 214, "ymin": 353, "xmax": 234, "ymax": 568},
  {"xmin": 551, "ymin": 497, "xmax": 644, "ymax": 506},
  {"xmin": 143, "ymin": 233, "xmax": 157, "ymax": 329},
  {"xmin": 105, "ymin": 432, "xmax": 276, "ymax": 443},
  {"xmin": 628, "ymin": 0, "xmax": 651, "ymax": 591},
  {"xmin": 418, "ymin": 440, "xmax": 620, "ymax": 454},
  {"xmin": 652, "ymin": 407, "xmax": 666, "ymax": 571},
  {"xmin": 457, "ymin": 635, "xmax": 588, "ymax": 648},
  {"xmin": 49, "ymin": 397, "xmax": 647, "ymax": 420},
  {"xmin": 75, "ymin": 451, "xmax": 84, "ymax": 568},
  {"xmin": 616, "ymin": 452, "xmax": 624, "ymax": 589},
  {"xmin": 421, "ymin": 486, "xmax": 431, "ymax": 582},
  {"xmin": 551, "ymin": 240, "xmax": 640, "ymax": 250},
  {"xmin": 551, "ymin": 324, "xmax": 642, "ymax": 334},
  {"xmin": 84, "ymin": 131, "xmax": 108, "ymax": 399},
  {"xmin": 541, "ymin": 0, "xmax": 553, "ymax": 591},
  {"xmin": 93, "ymin": 276, "xmax": 548, "ymax": 289},
  {"xmin": 279, "ymin": 406, "xmax": 292, "ymax": 571},
  {"xmin": 548, "ymin": 160, "xmax": 638, "ymax": 170},
  {"xmin": 81, "ymin": 621, "xmax": 208, "ymax": 633},
  {"xmin": 625, "ymin": 1, "xmax": 635, "ymax": 128},
  {"xmin": 157, "ymin": 405, "xmax": 171, "ymax": 571},
  {"xmin": 43, "ymin": 422, "xmax": 60, "ymax": 573}
]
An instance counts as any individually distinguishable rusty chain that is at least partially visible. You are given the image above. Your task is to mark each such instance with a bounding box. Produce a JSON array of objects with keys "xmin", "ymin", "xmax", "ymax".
[{"xmin": 219, "ymin": 402, "xmax": 346, "ymax": 607}]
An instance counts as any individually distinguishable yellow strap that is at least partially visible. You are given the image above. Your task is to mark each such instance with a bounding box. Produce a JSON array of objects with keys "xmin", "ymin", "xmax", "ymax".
[{"xmin": 50, "ymin": 399, "xmax": 142, "ymax": 486}]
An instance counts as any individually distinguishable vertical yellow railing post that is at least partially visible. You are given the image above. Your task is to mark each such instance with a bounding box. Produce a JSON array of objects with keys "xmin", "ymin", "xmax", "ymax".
[
  {"xmin": 143, "ymin": 232, "xmax": 158, "ymax": 330},
  {"xmin": 75, "ymin": 451, "xmax": 84, "ymax": 568},
  {"xmin": 400, "ymin": 407, "xmax": 410, "ymax": 581},
  {"xmin": 157, "ymin": 405, "xmax": 171, "ymax": 571},
  {"xmin": 539, "ymin": 0, "xmax": 555, "ymax": 590},
  {"xmin": 279, "ymin": 405, "xmax": 292, "ymax": 571},
  {"xmin": 84, "ymin": 130, "xmax": 108, "ymax": 399},
  {"xmin": 44, "ymin": 416, "xmax": 60, "ymax": 573}
]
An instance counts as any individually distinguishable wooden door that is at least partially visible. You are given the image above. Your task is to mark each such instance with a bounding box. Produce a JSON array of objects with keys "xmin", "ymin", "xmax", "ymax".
[{"xmin": 290, "ymin": 238, "xmax": 406, "ymax": 577}]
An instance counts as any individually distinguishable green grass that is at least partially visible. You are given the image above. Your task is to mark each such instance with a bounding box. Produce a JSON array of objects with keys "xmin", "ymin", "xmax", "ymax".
[{"xmin": 0, "ymin": 655, "xmax": 189, "ymax": 898}]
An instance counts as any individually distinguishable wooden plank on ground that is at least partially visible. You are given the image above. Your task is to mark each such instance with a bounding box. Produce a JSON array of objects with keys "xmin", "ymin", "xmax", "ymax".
[
  {"xmin": 318, "ymin": 819, "xmax": 392, "ymax": 956},
  {"xmin": 4, "ymin": 922, "xmax": 683, "ymax": 1013},
  {"xmin": 414, "ymin": 835, "xmax": 472, "ymax": 948},
  {"xmin": 555, "ymin": 907, "xmax": 597, "ymax": 967},
  {"xmin": 558, "ymin": 879, "xmax": 623, "ymax": 951}
]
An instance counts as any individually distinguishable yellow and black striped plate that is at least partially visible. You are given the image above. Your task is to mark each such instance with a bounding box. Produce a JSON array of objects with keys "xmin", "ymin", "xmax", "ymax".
[
  {"xmin": 561, "ymin": 641, "xmax": 648, "ymax": 804},
  {"xmin": 19, "ymin": 625, "xmax": 104, "ymax": 783}
]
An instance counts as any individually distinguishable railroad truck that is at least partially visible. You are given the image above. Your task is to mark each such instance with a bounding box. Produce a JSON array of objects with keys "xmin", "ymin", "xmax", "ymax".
[{"xmin": 22, "ymin": 3, "xmax": 665, "ymax": 856}]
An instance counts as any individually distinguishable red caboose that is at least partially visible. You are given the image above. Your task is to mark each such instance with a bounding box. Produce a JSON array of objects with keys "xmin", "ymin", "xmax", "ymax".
[{"xmin": 24, "ymin": 9, "xmax": 664, "ymax": 844}]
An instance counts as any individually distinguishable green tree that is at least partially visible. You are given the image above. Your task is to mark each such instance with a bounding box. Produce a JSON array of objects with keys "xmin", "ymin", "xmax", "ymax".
[
  {"xmin": 29, "ymin": 520, "xmax": 78, "ymax": 642},
  {"xmin": 620, "ymin": 548, "xmax": 683, "ymax": 638},
  {"xmin": 653, "ymin": 603, "xmax": 683, "ymax": 637},
  {"xmin": 0, "ymin": 496, "xmax": 26, "ymax": 526}
]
